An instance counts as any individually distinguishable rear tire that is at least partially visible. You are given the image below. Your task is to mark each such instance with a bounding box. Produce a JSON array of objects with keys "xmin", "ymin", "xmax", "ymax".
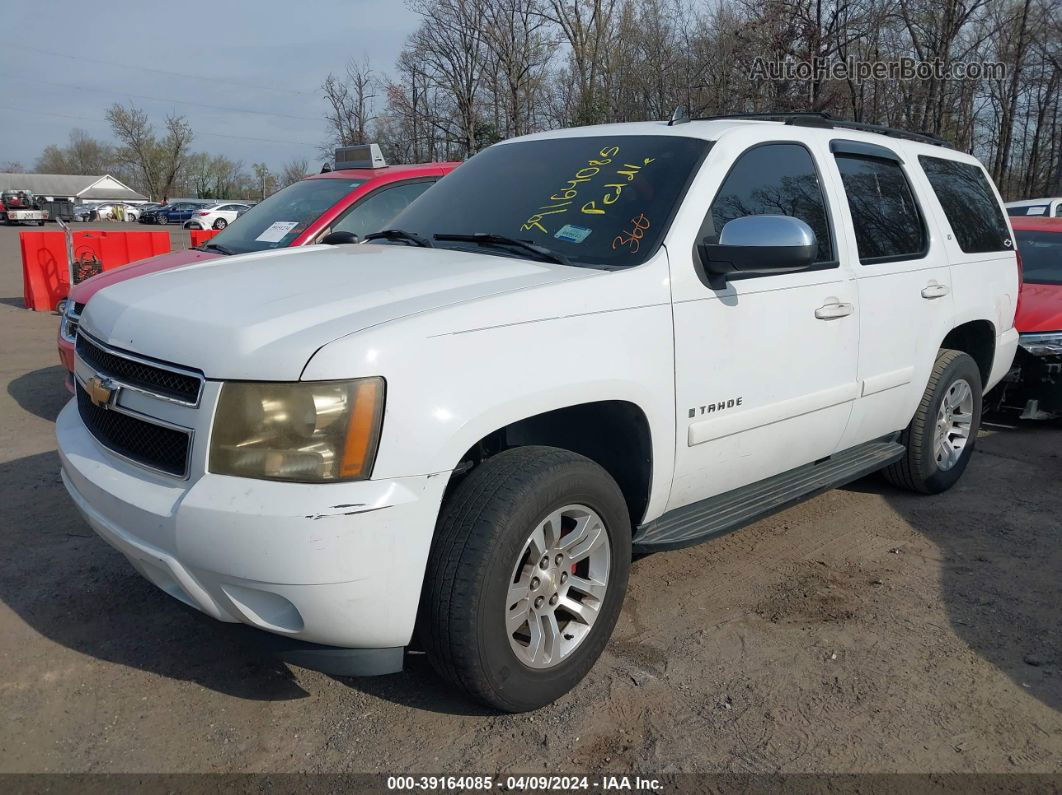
[
  {"xmin": 213, "ymin": 218, "xmax": 227, "ymax": 230},
  {"xmin": 419, "ymin": 446, "xmax": 631, "ymax": 712},
  {"xmin": 883, "ymin": 349, "xmax": 982, "ymax": 494},
  {"xmin": 157, "ymin": 215, "xmax": 167, "ymax": 225}
]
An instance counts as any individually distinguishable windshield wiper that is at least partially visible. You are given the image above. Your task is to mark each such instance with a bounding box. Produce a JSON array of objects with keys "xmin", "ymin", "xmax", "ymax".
[
  {"xmin": 199, "ymin": 242, "xmax": 235, "ymax": 255},
  {"xmin": 364, "ymin": 229, "xmax": 433, "ymax": 248},
  {"xmin": 433, "ymin": 232, "xmax": 570, "ymax": 266}
]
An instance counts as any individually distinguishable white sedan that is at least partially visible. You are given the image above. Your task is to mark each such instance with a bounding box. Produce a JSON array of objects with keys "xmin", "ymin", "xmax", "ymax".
[
  {"xmin": 83, "ymin": 202, "xmax": 142, "ymax": 221},
  {"xmin": 183, "ymin": 202, "xmax": 250, "ymax": 230}
]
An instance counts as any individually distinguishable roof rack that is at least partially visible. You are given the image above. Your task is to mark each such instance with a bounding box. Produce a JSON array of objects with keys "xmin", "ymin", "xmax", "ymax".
[{"xmin": 692, "ymin": 111, "xmax": 953, "ymax": 149}]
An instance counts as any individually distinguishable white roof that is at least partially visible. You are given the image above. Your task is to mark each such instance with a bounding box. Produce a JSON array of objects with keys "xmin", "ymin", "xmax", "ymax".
[{"xmin": 502, "ymin": 118, "xmax": 982, "ymax": 165}]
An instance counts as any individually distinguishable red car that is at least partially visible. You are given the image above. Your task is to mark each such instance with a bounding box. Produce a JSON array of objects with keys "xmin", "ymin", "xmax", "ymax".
[
  {"xmin": 58, "ymin": 154, "xmax": 459, "ymax": 390},
  {"xmin": 988, "ymin": 216, "xmax": 1062, "ymax": 418}
]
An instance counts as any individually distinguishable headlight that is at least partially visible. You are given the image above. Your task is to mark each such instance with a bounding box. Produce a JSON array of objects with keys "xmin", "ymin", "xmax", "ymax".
[
  {"xmin": 1018, "ymin": 332, "xmax": 1062, "ymax": 357},
  {"xmin": 59, "ymin": 300, "xmax": 80, "ymax": 343},
  {"xmin": 209, "ymin": 378, "xmax": 385, "ymax": 482}
]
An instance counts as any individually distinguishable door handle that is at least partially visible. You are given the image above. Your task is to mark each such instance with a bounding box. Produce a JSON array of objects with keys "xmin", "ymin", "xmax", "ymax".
[
  {"xmin": 921, "ymin": 283, "xmax": 950, "ymax": 299},
  {"xmin": 815, "ymin": 302, "xmax": 854, "ymax": 320}
]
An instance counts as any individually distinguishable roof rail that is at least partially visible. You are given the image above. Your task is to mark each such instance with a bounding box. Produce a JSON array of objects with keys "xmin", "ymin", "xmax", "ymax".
[{"xmin": 693, "ymin": 111, "xmax": 953, "ymax": 149}]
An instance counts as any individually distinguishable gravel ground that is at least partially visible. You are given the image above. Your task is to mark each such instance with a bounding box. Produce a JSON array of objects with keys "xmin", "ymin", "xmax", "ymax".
[{"xmin": 0, "ymin": 222, "xmax": 1059, "ymax": 776}]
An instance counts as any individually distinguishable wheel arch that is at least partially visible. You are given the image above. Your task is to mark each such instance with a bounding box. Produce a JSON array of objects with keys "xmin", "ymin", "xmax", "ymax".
[
  {"xmin": 444, "ymin": 400, "xmax": 656, "ymax": 527},
  {"xmin": 940, "ymin": 319, "xmax": 996, "ymax": 389}
]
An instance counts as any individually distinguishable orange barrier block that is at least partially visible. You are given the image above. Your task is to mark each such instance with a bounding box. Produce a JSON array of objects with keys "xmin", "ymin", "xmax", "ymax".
[
  {"xmin": 189, "ymin": 229, "xmax": 220, "ymax": 248},
  {"xmin": 20, "ymin": 230, "xmax": 172, "ymax": 311}
]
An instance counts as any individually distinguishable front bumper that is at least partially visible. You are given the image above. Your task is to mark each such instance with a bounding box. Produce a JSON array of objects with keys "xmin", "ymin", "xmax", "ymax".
[{"xmin": 57, "ymin": 400, "xmax": 449, "ymax": 658}]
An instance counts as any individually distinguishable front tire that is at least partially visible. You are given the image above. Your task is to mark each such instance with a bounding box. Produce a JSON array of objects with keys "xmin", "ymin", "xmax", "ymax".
[
  {"xmin": 419, "ymin": 446, "xmax": 631, "ymax": 712},
  {"xmin": 213, "ymin": 218, "xmax": 227, "ymax": 230},
  {"xmin": 883, "ymin": 349, "xmax": 982, "ymax": 494}
]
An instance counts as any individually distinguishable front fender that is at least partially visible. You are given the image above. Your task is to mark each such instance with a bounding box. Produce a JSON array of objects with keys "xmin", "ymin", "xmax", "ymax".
[{"xmin": 302, "ymin": 263, "xmax": 677, "ymax": 523}]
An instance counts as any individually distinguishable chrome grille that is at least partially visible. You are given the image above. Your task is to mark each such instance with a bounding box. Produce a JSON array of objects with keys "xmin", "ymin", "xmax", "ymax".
[
  {"xmin": 76, "ymin": 334, "xmax": 203, "ymax": 405},
  {"xmin": 76, "ymin": 383, "xmax": 191, "ymax": 477}
]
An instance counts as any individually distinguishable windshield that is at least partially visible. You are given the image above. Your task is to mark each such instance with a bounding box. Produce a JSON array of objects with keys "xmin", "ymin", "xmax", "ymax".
[
  {"xmin": 386, "ymin": 135, "xmax": 710, "ymax": 267},
  {"xmin": 1015, "ymin": 230, "xmax": 1062, "ymax": 285},
  {"xmin": 1008, "ymin": 205, "xmax": 1050, "ymax": 216},
  {"xmin": 208, "ymin": 178, "xmax": 365, "ymax": 255}
]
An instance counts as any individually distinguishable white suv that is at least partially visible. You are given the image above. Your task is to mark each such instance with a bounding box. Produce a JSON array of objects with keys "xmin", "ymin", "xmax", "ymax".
[{"xmin": 57, "ymin": 114, "xmax": 1019, "ymax": 711}]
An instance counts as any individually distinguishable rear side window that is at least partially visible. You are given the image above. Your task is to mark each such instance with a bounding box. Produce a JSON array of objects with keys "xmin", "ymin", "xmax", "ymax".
[
  {"xmin": 705, "ymin": 143, "xmax": 833, "ymax": 263},
  {"xmin": 835, "ymin": 155, "xmax": 926, "ymax": 262},
  {"xmin": 919, "ymin": 156, "xmax": 1012, "ymax": 253}
]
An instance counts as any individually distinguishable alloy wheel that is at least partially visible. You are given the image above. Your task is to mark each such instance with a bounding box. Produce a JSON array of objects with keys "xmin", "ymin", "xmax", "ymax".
[
  {"xmin": 505, "ymin": 504, "xmax": 611, "ymax": 669},
  {"xmin": 934, "ymin": 377, "xmax": 974, "ymax": 471}
]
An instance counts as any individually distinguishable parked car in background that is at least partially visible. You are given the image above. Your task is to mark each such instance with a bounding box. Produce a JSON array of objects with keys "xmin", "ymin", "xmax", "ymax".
[
  {"xmin": 183, "ymin": 202, "xmax": 250, "ymax": 230},
  {"xmin": 92, "ymin": 202, "xmax": 143, "ymax": 222},
  {"xmin": 136, "ymin": 203, "xmax": 169, "ymax": 224},
  {"xmin": 156, "ymin": 201, "xmax": 211, "ymax": 225},
  {"xmin": 73, "ymin": 203, "xmax": 100, "ymax": 221},
  {"xmin": 1006, "ymin": 198, "xmax": 1062, "ymax": 218},
  {"xmin": 58, "ymin": 146, "xmax": 458, "ymax": 390},
  {"xmin": 57, "ymin": 119, "xmax": 1018, "ymax": 711},
  {"xmin": 987, "ymin": 216, "xmax": 1062, "ymax": 419}
]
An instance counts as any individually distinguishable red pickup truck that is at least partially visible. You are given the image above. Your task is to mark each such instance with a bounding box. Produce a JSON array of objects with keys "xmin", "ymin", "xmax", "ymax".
[{"xmin": 59, "ymin": 156, "xmax": 458, "ymax": 390}]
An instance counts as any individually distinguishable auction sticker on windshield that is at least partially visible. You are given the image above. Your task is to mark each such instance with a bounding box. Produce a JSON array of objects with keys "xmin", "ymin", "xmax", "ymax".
[
  {"xmin": 256, "ymin": 221, "xmax": 300, "ymax": 243},
  {"xmin": 555, "ymin": 224, "xmax": 592, "ymax": 243}
]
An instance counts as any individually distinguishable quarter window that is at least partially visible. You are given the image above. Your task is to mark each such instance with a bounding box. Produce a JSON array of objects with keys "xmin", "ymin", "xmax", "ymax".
[
  {"xmin": 835, "ymin": 155, "xmax": 926, "ymax": 262},
  {"xmin": 705, "ymin": 143, "xmax": 833, "ymax": 263},
  {"xmin": 919, "ymin": 156, "xmax": 1012, "ymax": 253},
  {"xmin": 332, "ymin": 181, "xmax": 435, "ymax": 239}
]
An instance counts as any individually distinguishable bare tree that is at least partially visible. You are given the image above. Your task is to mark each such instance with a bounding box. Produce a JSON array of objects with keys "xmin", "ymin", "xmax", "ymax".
[
  {"xmin": 280, "ymin": 158, "xmax": 310, "ymax": 187},
  {"xmin": 409, "ymin": 0, "xmax": 491, "ymax": 154},
  {"xmin": 318, "ymin": 0, "xmax": 1062, "ymax": 198},
  {"xmin": 322, "ymin": 57, "xmax": 379, "ymax": 148},
  {"xmin": 252, "ymin": 162, "xmax": 278, "ymax": 200},
  {"xmin": 106, "ymin": 102, "xmax": 193, "ymax": 200}
]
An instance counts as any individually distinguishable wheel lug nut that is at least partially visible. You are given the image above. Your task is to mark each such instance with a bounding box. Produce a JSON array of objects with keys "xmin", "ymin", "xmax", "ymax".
[
  {"xmin": 560, "ymin": 572, "xmax": 568, "ymax": 583},
  {"xmin": 530, "ymin": 577, "xmax": 540, "ymax": 589},
  {"xmin": 549, "ymin": 594, "xmax": 558, "ymax": 606},
  {"xmin": 555, "ymin": 553, "xmax": 563, "ymax": 565},
  {"xmin": 539, "ymin": 556, "xmax": 549, "ymax": 569},
  {"xmin": 534, "ymin": 596, "xmax": 545, "ymax": 609}
]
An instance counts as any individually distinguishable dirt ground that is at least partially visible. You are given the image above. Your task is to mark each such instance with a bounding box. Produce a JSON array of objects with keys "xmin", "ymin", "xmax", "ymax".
[{"xmin": 0, "ymin": 222, "xmax": 1060, "ymax": 776}]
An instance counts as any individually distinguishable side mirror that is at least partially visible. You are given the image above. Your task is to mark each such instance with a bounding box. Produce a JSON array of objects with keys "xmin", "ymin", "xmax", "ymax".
[
  {"xmin": 320, "ymin": 230, "xmax": 359, "ymax": 246},
  {"xmin": 698, "ymin": 215, "xmax": 817, "ymax": 290}
]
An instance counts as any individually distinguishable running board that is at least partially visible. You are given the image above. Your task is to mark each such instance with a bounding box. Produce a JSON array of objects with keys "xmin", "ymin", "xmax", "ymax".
[{"xmin": 633, "ymin": 439, "xmax": 904, "ymax": 552}]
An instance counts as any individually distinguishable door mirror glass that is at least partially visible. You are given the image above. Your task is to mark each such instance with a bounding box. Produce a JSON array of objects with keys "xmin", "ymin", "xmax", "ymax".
[{"xmin": 698, "ymin": 215, "xmax": 817, "ymax": 289}]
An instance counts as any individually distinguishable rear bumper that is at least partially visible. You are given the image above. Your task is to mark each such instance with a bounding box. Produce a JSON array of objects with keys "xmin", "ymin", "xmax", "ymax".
[{"xmin": 57, "ymin": 400, "xmax": 450, "ymax": 653}]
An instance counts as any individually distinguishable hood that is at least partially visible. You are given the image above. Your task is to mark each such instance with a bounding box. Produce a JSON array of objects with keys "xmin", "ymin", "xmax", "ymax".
[
  {"xmin": 80, "ymin": 243, "xmax": 590, "ymax": 380},
  {"xmin": 70, "ymin": 249, "xmax": 220, "ymax": 304},
  {"xmin": 1017, "ymin": 282, "xmax": 1062, "ymax": 334}
]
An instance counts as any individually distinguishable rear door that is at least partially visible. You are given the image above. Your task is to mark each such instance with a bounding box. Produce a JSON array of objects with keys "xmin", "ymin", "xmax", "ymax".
[
  {"xmin": 916, "ymin": 155, "xmax": 1019, "ymax": 389},
  {"xmin": 828, "ymin": 140, "xmax": 954, "ymax": 449}
]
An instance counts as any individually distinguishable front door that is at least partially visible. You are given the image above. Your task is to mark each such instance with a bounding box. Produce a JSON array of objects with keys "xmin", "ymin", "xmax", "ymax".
[{"xmin": 667, "ymin": 140, "xmax": 860, "ymax": 511}]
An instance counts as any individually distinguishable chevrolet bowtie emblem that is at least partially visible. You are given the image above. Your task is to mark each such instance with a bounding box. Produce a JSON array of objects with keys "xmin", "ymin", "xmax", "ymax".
[{"xmin": 86, "ymin": 375, "xmax": 118, "ymax": 408}]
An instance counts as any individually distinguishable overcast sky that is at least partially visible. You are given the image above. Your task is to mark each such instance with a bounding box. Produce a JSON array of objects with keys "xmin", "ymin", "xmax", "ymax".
[{"xmin": 0, "ymin": 0, "xmax": 419, "ymax": 173}]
